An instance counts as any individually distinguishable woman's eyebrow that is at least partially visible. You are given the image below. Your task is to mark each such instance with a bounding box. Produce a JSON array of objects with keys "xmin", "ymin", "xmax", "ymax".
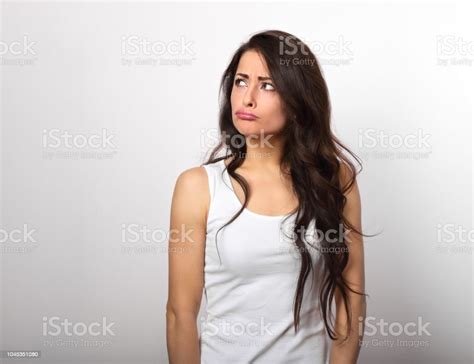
[{"xmin": 235, "ymin": 72, "xmax": 272, "ymax": 81}]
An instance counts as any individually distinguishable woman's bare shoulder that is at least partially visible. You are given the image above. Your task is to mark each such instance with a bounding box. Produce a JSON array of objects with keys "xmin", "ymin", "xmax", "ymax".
[
  {"xmin": 172, "ymin": 165, "xmax": 210, "ymax": 220},
  {"xmin": 175, "ymin": 165, "xmax": 208, "ymax": 186}
]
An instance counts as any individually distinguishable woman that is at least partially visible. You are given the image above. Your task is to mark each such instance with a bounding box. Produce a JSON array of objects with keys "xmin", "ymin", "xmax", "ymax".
[{"xmin": 167, "ymin": 30, "xmax": 368, "ymax": 364}]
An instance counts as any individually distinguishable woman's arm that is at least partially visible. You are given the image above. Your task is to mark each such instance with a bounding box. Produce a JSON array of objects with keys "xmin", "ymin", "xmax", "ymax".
[
  {"xmin": 166, "ymin": 167, "xmax": 209, "ymax": 364},
  {"xmin": 330, "ymin": 165, "xmax": 367, "ymax": 364}
]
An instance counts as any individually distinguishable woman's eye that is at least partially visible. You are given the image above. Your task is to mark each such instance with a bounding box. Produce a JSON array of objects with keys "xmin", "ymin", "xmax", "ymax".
[
  {"xmin": 234, "ymin": 78, "xmax": 275, "ymax": 91},
  {"xmin": 262, "ymin": 82, "xmax": 275, "ymax": 91},
  {"xmin": 234, "ymin": 78, "xmax": 246, "ymax": 87}
]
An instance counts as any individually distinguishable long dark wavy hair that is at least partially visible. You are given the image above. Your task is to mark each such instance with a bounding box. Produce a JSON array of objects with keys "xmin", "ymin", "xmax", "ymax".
[{"xmin": 203, "ymin": 30, "xmax": 374, "ymax": 341}]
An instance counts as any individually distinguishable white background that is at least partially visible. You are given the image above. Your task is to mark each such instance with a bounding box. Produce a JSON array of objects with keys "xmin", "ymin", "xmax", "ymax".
[{"xmin": 1, "ymin": 1, "xmax": 473, "ymax": 363}]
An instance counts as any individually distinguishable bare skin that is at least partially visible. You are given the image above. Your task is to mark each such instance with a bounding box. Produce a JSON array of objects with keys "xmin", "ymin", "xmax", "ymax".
[
  {"xmin": 166, "ymin": 49, "xmax": 366, "ymax": 364},
  {"xmin": 166, "ymin": 165, "xmax": 208, "ymax": 364}
]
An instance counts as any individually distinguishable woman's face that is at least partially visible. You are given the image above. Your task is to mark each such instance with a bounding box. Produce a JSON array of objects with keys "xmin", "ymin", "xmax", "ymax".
[{"xmin": 230, "ymin": 50, "xmax": 286, "ymax": 142}]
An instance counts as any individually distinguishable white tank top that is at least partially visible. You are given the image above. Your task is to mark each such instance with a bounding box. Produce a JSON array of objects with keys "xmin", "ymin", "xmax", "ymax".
[{"xmin": 200, "ymin": 158, "xmax": 331, "ymax": 363}]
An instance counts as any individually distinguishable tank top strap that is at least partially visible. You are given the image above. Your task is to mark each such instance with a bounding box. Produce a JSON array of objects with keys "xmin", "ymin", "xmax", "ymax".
[
  {"xmin": 202, "ymin": 159, "xmax": 236, "ymax": 222},
  {"xmin": 202, "ymin": 159, "xmax": 226, "ymax": 201},
  {"xmin": 202, "ymin": 161, "xmax": 216, "ymax": 203}
]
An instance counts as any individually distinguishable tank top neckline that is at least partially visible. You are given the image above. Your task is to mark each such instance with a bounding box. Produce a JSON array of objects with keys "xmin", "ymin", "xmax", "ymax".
[{"xmin": 219, "ymin": 159, "xmax": 297, "ymax": 220}]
